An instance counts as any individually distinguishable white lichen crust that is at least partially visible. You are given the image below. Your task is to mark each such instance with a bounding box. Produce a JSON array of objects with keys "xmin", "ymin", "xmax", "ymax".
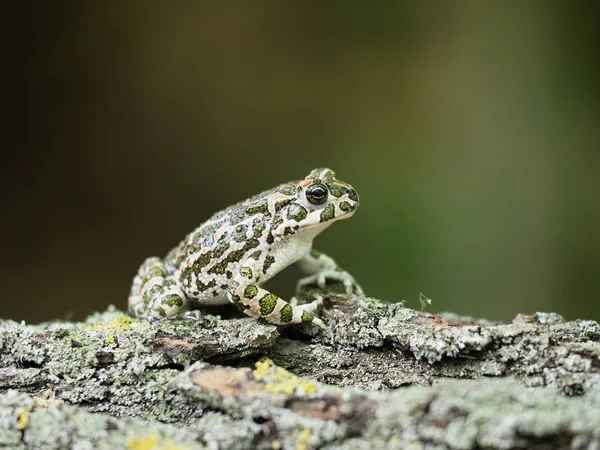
[{"xmin": 1, "ymin": 301, "xmax": 599, "ymax": 449}]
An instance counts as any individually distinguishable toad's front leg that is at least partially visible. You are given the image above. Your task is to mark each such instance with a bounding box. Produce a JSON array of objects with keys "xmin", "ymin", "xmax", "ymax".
[
  {"xmin": 294, "ymin": 249, "xmax": 363, "ymax": 296},
  {"xmin": 228, "ymin": 258, "xmax": 325, "ymax": 329}
]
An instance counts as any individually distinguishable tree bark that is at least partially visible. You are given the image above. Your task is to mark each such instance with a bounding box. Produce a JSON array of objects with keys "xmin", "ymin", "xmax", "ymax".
[{"xmin": 1, "ymin": 295, "xmax": 599, "ymax": 449}]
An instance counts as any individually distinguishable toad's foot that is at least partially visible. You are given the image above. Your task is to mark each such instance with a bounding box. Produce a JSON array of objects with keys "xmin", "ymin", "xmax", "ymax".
[
  {"xmin": 128, "ymin": 257, "xmax": 191, "ymax": 320},
  {"xmin": 294, "ymin": 249, "xmax": 363, "ymax": 296},
  {"xmin": 297, "ymin": 269, "xmax": 363, "ymax": 296}
]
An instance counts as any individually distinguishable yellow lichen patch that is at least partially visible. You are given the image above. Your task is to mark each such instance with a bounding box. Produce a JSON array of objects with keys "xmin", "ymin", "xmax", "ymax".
[
  {"xmin": 253, "ymin": 358, "xmax": 317, "ymax": 396},
  {"xmin": 162, "ymin": 441, "xmax": 190, "ymax": 450},
  {"xmin": 86, "ymin": 314, "xmax": 148, "ymax": 333},
  {"xmin": 296, "ymin": 427, "xmax": 312, "ymax": 450},
  {"xmin": 105, "ymin": 337, "xmax": 116, "ymax": 345},
  {"xmin": 126, "ymin": 434, "xmax": 190, "ymax": 450},
  {"xmin": 253, "ymin": 358, "xmax": 272, "ymax": 379},
  {"xmin": 127, "ymin": 434, "xmax": 159, "ymax": 450},
  {"xmin": 16, "ymin": 410, "xmax": 29, "ymax": 430}
]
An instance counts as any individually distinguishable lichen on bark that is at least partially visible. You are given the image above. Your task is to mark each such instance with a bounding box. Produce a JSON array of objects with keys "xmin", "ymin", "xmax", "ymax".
[{"xmin": 0, "ymin": 295, "xmax": 599, "ymax": 449}]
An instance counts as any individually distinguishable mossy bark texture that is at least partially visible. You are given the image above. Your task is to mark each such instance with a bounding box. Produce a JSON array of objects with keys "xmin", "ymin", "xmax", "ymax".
[{"xmin": 1, "ymin": 295, "xmax": 599, "ymax": 449}]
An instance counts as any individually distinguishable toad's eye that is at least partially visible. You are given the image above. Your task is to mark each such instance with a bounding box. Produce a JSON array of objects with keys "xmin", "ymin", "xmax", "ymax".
[{"xmin": 305, "ymin": 182, "xmax": 328, "ymax": 205}]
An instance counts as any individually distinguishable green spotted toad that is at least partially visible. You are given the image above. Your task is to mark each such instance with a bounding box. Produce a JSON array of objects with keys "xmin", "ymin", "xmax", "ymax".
[{"xmin": 128, "ymin": 168, "xmax": 362, "ymax": 329}]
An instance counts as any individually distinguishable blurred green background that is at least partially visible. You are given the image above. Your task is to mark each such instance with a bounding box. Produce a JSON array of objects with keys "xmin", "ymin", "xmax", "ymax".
[{"xmin": 5, "ymin": 2, "xmax": 599, "ymax": 323}]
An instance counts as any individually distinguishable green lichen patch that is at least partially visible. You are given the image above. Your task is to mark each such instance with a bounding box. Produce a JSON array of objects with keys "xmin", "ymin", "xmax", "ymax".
[{"xmin": 85, "ymin": 308, "xmax": 149, "ymax": 333}]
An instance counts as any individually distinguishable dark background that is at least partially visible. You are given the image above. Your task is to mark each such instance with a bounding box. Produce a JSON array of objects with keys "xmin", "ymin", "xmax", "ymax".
[{"xmin": 5, "ymin": 2, "xmax": 599, "ymax": 323}]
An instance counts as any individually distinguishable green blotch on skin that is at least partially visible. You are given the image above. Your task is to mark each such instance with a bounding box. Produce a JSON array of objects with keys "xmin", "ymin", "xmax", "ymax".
[
  {"xmin": 245, "ymin": 285, "xmax": 258, "ymax": 299},
  {"xmin": 231, "ymin": 294, "xmax": 249, "ymax": 310},
  {"xmin": 248, "ymin": 250, "xmax": 262, "ymax": 260},
  {"xmin": 309, "ymin": 168, "xmax": 335, "ymax": 181},
  {"xmin": 225, "ymin": 249, "xmax": 245, "ymax": 264},
  {"xmin": 322, "ymin": 169, "xmax": 335, "ymax": 181},
  {"xmin": 308, "ymin": 169, "xmax": 321, "ymax": 179},
  {"xmin": 301, "ymin": 310, "xmax": 313, "ymax": 323},
  {"xmin": 272, "ymin": 215, "xmax": 284, "ymax": 229},
  {"xmin": 233, "ymin": 224, "xmax": 248, "ymax": 243},
  {"xmin": 263, "ymin": 255, "xmax": 276, "ymax": 274},
  {"xmin": 228, "ymin": 209, "xmax": 247, "ymax": 226},
  {"xmin": 146, "ymin": 266, "xmax": 166, "ymax": 279},
  {"xmin": 278, "ymin": 183, "xmax": 297, "ymax": 196},
  {"xmin": 197, "ymin": 279, "xmax": 217, "ymax": 292},
  {"xmin": 348, "ymin": 189, "xmax": 358, "ymax": 202},
  {"xmin": 244, "ymin": 239, "xmax": 260, "ymax": 250},
  {"xmin": 252, "ymin": 219, "xmax": 266, "ymax": 236},
  {"xmin": 180, "ymin": 267, "xmax": 192, "ymax": 283},
  {"xmin": 212, "ymin": 243, "xmax": 230, "ymax": 259},
  {"xmin": 208, "ymin": 260, "xmax": 228, "ymax": 275},
  {"xmin": 328, "ymin": 183, "xmax": 344, "ymax": 198},
  {"xmin": 143, "ymin": 285, "xmax": 162, "ymax": 304},
  {"xmin": 240, "ymin": 266, "xmax": 253, "ymax": 279},
  {"xmin": 339, "ymin": 201, "xmax": 353, "ymax": 212},
  {"xmin": 280, "ymin": 304, "xmax": 293, "ymax": 323},
  {"xmin": 162, "ymin": 295, "xmax": 183, "ymax": 308},
  {"xmin": 320, "ymin": 204, "xmax": 335, "ymax": 222},
  {"xmin": 288, "ymin": 203, "xmax": 308, "ymax": 222},
  {"xmin": 275, "ymin": 199, "xmax": 293, "ymax": 212},
  {"xmin": 259, "ymin": 293, "xmax": 278, "ymax": 316},
  {"xmin": 164, "ymin": 278, "xmax": 177, "ymax": 288},
  {"xmin": 246, "ymin": 202, "xmax": 269, "ymax": 216},
  {"xmin": 196, "ymin": 252, "xmax": 212, "ymax": 269}
]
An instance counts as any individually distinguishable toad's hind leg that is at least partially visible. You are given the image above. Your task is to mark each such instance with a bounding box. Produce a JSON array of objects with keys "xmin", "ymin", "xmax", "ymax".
[{"xmin": 128, "ymin": 257, "xmax": 190, "ymax": 320}]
